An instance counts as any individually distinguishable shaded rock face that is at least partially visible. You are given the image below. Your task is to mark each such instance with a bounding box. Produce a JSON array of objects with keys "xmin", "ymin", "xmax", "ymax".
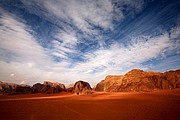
[
  {"xmin": 0, "ymin": 81, "xmax": 32, "ymax": 95},
  {"xmin": 13, "ymin": 86, "xmax": 32, "ymax": 95},
  {"xmin": 0, "ymin": 82, "xmax": 18, "ymax": 95},
  {"xmin": 73, "ymin": 81, "xmax": 92, "ymax": 95},
  {"xmin": 33, "ymin": 81, "xmax": 66, "ymax": 94},
  {"xmin": 32, "ymin": 83, "xmax": 45, "ymax": 93},
  {"xmin": 43, "ymin": 81, "xmax": 65, "ymax": 90},
  {"xmin": 95, "ymin": 69, "xmax": 180, "ymax": 92},
  {"xmin": 0, "ymin": 81, "xmax": 66, "ymax": 95}
]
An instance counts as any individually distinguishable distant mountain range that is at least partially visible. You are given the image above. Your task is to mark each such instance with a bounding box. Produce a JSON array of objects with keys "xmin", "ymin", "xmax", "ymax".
[{"xmin": 0, "ymin": 69, "xmax": 180, "ymax": 95}]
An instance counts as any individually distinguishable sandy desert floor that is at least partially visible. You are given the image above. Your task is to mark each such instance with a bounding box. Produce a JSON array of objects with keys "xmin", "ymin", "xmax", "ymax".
[{"xmin": 0, "ymin": 89, "xmax": 180, "ymax": 120}]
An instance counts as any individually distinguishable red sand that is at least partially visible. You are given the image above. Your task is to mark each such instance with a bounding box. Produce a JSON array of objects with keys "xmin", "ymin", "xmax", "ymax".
[{"xmin": 0, "ymin": 89, "xmax": 180, "ymax": 120}]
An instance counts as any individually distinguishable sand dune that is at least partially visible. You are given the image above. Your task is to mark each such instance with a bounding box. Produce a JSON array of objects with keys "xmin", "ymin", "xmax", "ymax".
[{"xmin": 0, "ymin": 89, "xmax": 180, "ymax": 120}]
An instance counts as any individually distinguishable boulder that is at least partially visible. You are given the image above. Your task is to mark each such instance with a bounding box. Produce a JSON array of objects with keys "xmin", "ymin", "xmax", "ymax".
[{"xmin": 73, "ymin": 81, "xmax": 92, "ymax": 95}]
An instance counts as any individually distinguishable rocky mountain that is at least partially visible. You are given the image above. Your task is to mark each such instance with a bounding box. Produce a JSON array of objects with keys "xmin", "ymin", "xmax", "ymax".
[
  {"xmin": 95, "ymin": 69, "xmax": 180, "ymax": 92},
  {"xmin": 32, "ymin": 81, "xmax": 66, "ymax": 94},
  {"xmin": 0, "ymin": 81, "xmax": 66, "ymax": 95},
  {"xmin": 0, "ymin": 81, "xmax": 17, "ymax": 92},
  {"xmin": 32, "ymin": 83, "xmax": 44, "ymax": 93},
  {"xmin": 73, "ymin": 81, "xmax": 92, "ymax": 95},
  {"xmin": 0, "ymin": 81, "xmax": 32, "ymax": 95}
]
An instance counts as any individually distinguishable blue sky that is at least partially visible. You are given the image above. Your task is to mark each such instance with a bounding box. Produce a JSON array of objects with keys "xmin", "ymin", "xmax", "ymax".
[{"xmin": 0, "ymin": 0, "xmax": 180, "ymax": 86}]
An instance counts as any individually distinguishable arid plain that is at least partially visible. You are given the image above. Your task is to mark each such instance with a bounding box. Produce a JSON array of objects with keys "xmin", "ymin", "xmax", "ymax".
[{"xmin": 0, "ymin": 89, "xmax": 180, "ymax": 120}]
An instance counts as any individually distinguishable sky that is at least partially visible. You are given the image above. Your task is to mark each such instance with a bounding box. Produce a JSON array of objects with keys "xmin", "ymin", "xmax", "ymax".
[{"xmin": 0, "ymin": 0, "xmax": 180, "ymax": 86}]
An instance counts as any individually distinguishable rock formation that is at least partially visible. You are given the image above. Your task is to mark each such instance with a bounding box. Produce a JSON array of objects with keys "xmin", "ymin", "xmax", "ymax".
[
  {"xmin": 95, "ymin": 69, "xmax": 180, "ymax": 92},
  {"xmin": 43, "ymin": 81, "xmax": 65, "ymax": 90},
  {"xmin": 66, "ymin": 84, "xmax": 74, "ymax": 92},
  {"xmin": 73, "ymin": 81, "xmax": 92, "ymax": 95},
  {"xmin": 0, "ymin": 81, "xmax": 32, "ymax": 95},
  {"xmin": 0, "ymin": 81, "xmax": 18, "ymax": 95},
  {"xmin": 32, "ymin": 83, "xmax": 45, "ymax": 93},
  {"xmin": 0, "ymin": 81, "xmax": 66, "ymax": 95},
  {"xmin": 94, "ymin": 75, "xmax": 123, "ymax": 91},
  {"xmin": 13, "ymin": 85, "xmax": 32, "ymax": 95},
  {"xmin": 33, "ymin": 81, "xmax": 66, "ymax": 94}
]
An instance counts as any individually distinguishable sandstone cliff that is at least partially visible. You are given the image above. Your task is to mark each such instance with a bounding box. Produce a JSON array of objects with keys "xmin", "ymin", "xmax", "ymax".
[
  {"xmin": 95, "ymin": 69, "xmax": 180, "ymax": 92},
  {"xmin": 73, "ymin": 81, "xmax": 92, "ymax": 95}
]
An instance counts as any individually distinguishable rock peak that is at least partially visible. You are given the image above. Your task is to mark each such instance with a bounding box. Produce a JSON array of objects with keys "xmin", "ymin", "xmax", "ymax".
[{"xmin": 95, "ymin": 69, "xmax": 180, "ymax": 92}]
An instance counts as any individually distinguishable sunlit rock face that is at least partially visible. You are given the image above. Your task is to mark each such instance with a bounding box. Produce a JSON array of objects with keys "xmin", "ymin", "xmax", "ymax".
[
  {"xmin": 95, "ymin": 69, "xmax": 180, "ymax": 92},
  {"xmin": 73, "ymin": 81, "xmax": 92, "ymax": 95},
  {"xmin": 94, "ymin": 75, "xmax": 123, "ymax": 92}
]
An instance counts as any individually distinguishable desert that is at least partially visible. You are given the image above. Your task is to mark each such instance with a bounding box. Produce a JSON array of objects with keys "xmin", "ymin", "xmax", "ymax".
[
  {"xmin": 0, "ymin": 69, "xmax": 180, "ymax": 120},
  {"xmin": 0, "ymin": 89, "xmax": 180, "ymax": 120},
  {"xmin": 1, "ymin": 0, "xmax": 180, "ymax": 119}
]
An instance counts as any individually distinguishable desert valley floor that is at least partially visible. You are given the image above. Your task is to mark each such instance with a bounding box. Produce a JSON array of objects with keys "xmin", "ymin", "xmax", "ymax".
[{"xmin": 0, "ymin": 89, "xmax": 180, "ymax": 120}]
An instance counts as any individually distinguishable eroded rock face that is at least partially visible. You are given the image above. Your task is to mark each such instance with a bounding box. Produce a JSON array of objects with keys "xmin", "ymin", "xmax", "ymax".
[
  {"xmin": 43, "ymin": 81, "xmax": 65, "ymax": 90},
  {"xmin": 95, "ymin": 75, "xmax": 123, "ymax": 92},
  {"xmin": 0, "ymin": 82, "xmax": 18, "ymax": 95},
  {"xmin": 95, "ymin": 69, "xmax": 180, "ymax": 92},
  {"xmin": 32, "ymin": 83, "xmax": 45, "ymax": 93},
  {"xmin": 39, "ymin": 81, "xmax": 66, "ymax": 94},
  {"xmin": 0, "ymin": 81, "xmax": 33, "ymax": 95},
  {"xmin": 73, "ymin": 81, "xmax": 92, "ymax": 95},
  {"xmin": 0, "ymin": 81, "xmax": 66, "ymax": 95},
  {"xmin": 13, "ymin": 86, "xmax": 32, "ymax": 94}
]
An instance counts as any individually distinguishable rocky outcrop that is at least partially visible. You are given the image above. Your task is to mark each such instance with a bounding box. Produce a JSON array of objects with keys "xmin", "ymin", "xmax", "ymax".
[
  {"xmin": 0, "ymin": 81, "xmax": 66, "ymax": 95},
  {"xmin": 0, "ymin": 81, "xmax": 32, "ymax": 95},
  {"xmin": 66, "ymin": 84, "xmax": 74, "ymax": 92},
  {"xmin": 73, "ymin": 81, "xmax": 92, "ymax": 95},
  {"xmin": 12, "ymin": 85, "xmax": 32, "ymax": 95},
  {"xmin": 94, "ymin": 75, "xmax": 123, "ymax": 91},
  {"xmin": 43, "ymin": 81, "xmax": 65, "ymax": 90},
  {"xmin": 32, "ymin": 83, "xmax": 45, "ymax": 93},
  {"xmin": 95, "ymin": 69, "xmax": 180, "ymax": 92},
  {"xmin": 0, "ymin": 81, "xmax": 18, "ymax": 95},
  {"xmin": 33, "ymin": 81, "xmax": 66, "ymax": 94}
]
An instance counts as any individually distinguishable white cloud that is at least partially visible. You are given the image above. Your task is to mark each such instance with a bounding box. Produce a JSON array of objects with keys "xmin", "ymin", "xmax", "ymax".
[
  {"xmin": 170, "ymin": 26, "xmax": 180, "ymax": 39},
  {"xmin": 0, "ymin": 10, "xmax": 51, "ymax": 84},
  {"xmin": 55, "ymin": 31, "xmax": 78, "ymax": 46},
  {"xmin": 0, "ymin": 1, "xmax": 179, "ymax": 87},
  {"xmin": 0, "ymin": 10, "xmax": 177, "ymax": 86},
  {"xmin": 0, "ymin": 10, "xmax": 50, "ymax": 65},
  {"xmin": 51, "ymin": 32, "xmax": 78, "ymax": 59},
  {"xmin": 10, "ymin": 74, "xmax": 15, "ymax": 77},
  {"xmin": 20, "ymin": 80, "xmax": 26, "ymax": 84},
  {"xmin": 73, "ymin": 33, "xmax": 172, "ymax": 77},
  {"xmin": 21, "ymin": 0, "xmax": 144, "ymax": 33}
]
